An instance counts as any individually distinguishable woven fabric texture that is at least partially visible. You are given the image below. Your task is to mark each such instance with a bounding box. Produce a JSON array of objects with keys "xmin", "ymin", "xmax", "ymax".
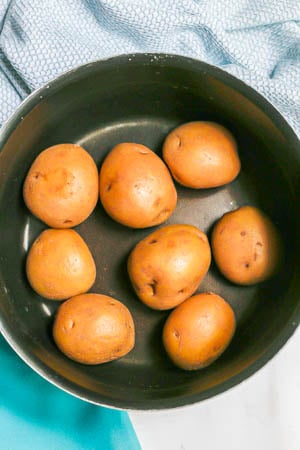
[{"xmin": 0, "ymin": 0, "xmax": 299, "ymax": 135}]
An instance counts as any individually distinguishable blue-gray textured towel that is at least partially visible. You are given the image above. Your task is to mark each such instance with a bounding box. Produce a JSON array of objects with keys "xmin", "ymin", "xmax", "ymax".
[
  {"xmin": 0, "ymin": 0, "xmax": 299, "ymax": 136},
  {"xmin": 0, "ymin": 1, "xmax": 299, "ymax": 449}
]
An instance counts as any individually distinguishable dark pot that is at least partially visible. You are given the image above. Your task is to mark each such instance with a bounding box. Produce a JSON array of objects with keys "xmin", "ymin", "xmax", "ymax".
[{"xmin": 0, "ymin": 54, "xmax": 299, "ymax": 410}]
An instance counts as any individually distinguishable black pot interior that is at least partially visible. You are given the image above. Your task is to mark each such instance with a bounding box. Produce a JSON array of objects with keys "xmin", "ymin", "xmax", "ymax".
[{"xmin": 0, "ymin": 54, "xmax": 299, "ymax": 409}]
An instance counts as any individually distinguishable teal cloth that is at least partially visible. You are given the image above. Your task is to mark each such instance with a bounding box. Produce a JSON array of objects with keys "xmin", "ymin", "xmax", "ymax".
[{"xmin": 0, "ymin": 336, "xmax": 141, "ymax": 450}]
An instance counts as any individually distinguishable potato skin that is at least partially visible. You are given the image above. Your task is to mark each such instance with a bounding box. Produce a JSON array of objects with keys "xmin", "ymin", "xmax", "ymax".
[
  {"xmin": 211, "ymin": 206, "xmax": 283, "ymax": 285},
  {"xmin": 163, "ymin": 292, "xmax": 236, "ymax": 370},
  {"xmin": 99, "ymin": 143, "xmax": 177, "ymax": 228},
  {"xmin": 128, "ymin": 224, "xmax": 211, "ymax": 310},
  {"xmin": 23, "ymin": 143, "xmax": 99, "ymax": 228},
  {"xmin": 163, "ymin": 121, "xmax": 241, "ymax": 188},
  {"xmin": 53, "ymin": 293, "xmax": 135, "ymax": 365},
  {"xmin": 26, "ymin": 229, "xmax": 96, "ymax": 300}
]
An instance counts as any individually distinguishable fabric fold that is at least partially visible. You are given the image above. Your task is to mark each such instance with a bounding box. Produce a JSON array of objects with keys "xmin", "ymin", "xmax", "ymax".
[{"xmin": 0, "ymin": 336, "xmax": 141, "ymax": 450}]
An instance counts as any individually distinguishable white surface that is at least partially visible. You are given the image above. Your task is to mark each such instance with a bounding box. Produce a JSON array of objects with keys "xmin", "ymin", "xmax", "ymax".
[{"xmin": 130, "ymin": 327, "xmax": 300, "ymax": 450}]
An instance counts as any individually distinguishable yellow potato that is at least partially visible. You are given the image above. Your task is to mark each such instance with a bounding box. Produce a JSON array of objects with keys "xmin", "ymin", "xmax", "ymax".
[
  {"xmin": 53, "ymin": 293, "xmax": 135, "ymax": 365},
  {"xmin": 26, "ymin": 229, "xmax": 96, "ymax": 300},
  {"xmin": 211, "ymin": 206, "xmax": 283, "ymax": 285},
  {"xmin": 163, "ymin": 121, "xmax": 241, "ymax": 188},
  {"xmin": 99, "ymin": 143, "xmax": 177, "ymax": 228},
  {"xmin": 128, "ymin": 224, "xmax": 211, "ymax": 310},
  {"xmin": 163, "ymin": 292, "xmax": 236, "ymax": 370},
  {"xmin": 23, "ymin": 143, "xmax": 99, "ymax": 228}
]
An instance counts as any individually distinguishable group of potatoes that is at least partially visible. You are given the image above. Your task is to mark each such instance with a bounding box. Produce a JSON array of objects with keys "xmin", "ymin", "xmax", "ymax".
[{"xmin": 23, "ymin": 121, "xmax": 283, "ymax": 370}]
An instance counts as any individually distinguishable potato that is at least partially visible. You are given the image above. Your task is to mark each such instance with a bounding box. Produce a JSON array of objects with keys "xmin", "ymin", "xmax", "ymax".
[
  {"xmin": 26, "ymin": 229, "xmax": 96, "ymax": 300},
  {"xmin": 53, "ymin": 293, "xmax": 135, "ymax": 365},
  {"xmin": 128, "ymin": 224, "xmax": 211, "ymax": 310},
  {"xmin": 23, "ymin": 143, "xmax": 98, "ymax": 228},
  {"xmin": 99, "ymin": 143, "xmax": 177, "ymax": 228},
  {"xmin": 163, "ymin": 121, "xmax": 241, "ymax": 188},
  {"xmin": 163, "ymin": 292, "xmax": 236, "ymax": 370},
  {"xmin": 211, "ymin": 206, "xmax": 283, "ymax": 285}
]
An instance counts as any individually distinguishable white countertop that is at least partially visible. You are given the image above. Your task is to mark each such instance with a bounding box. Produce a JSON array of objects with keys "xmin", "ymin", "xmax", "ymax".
[{"xmin": 130, "ymin": 326, "xmax": 300, "ymax": 450}]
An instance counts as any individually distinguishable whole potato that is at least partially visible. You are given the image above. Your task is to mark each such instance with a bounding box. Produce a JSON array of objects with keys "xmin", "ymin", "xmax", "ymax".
[
  {"xmin": 163, "ymin": 292, "xmax": 236, "ymax": 370},
  {"xmin": 53, "ymin": 293, "xmax": 135, "ymax": 365},
  {"xmin": 26, "ymin": 229, "xmax": 96, "ymax": 300},
  {"xmin": 99, "ymin": 143, "xmax": 177, "ymax": 228},
  {"xmin": 211, "ymin": 206, "xmax": 283, "ymax": 285},
  {"xmin": 163, "ymin": 121, "xmax": 241, "ymax": 188},
  {"xmin": 23, "ymin": 143, "xmax": 98, "ymax": 228},
  {"xmin": 128, "ymin": 224, "xmax": 211, "ymax": 310}
]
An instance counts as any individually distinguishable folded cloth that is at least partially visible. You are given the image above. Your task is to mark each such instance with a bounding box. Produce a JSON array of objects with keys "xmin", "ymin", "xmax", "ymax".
[
  {"xmin": 0, "ymin": 1, "xmax": 299, "ymax": 448},
  {"xmin": 0, "ymin": 0, "xmax": 299, "ymax": 135},
  {"xmin": 0, "ymin": 336, "xmax": 141, "ymax": 450}
]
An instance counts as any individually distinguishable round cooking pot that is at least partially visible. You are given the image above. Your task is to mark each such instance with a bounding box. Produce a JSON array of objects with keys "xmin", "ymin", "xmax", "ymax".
[{"xmin": 0, "ymin": 54, "xmax": 299, "ymax": 410}]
